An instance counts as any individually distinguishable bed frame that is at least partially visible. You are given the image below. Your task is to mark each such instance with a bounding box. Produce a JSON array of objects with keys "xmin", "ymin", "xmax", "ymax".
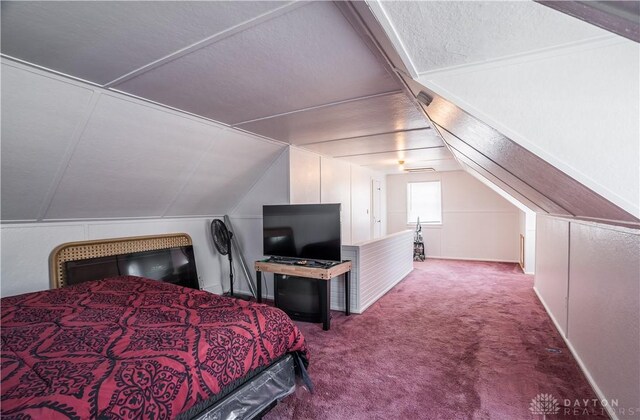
[
  {"xmin": 50, "ymin": 233, "xmax": 192, "ymax": 289},
  {"xmin": 47, "ymin": 233, "xmax": 300, "ymax": 419}
]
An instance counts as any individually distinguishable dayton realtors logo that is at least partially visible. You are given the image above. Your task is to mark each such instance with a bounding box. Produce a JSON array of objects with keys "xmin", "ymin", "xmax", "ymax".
[{"xmin": 529, "ymin": 393, "xmax": 560, "ymax": 418}]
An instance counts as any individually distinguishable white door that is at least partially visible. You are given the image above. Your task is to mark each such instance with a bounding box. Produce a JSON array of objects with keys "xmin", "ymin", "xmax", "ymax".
[{"xmin": 371, "ymin": 179, "xmax": 382, "ymax": 239}]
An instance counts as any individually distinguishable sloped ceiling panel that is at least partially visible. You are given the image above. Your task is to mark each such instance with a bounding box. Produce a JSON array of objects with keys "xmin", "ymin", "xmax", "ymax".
[
  {"xmin": 435, "ymin": 126, "xmax": 549, "ymax": 214},
  {"xmin": 377, "ymin": 0, "xmax": 608, "ymax": 75},
  {"xmin": 114, "ymin": 2, "xmax": 399, "ymax": 125},
  {"xmin": 354, "ymin": 1, "xmax": 639, "ymax": 222},
  {"xmin": 238, "ymin": 91, "xmax": 428, "ymax": 144},
  {"xmin": 44, "ymin": 94, "xmax": 223, "ymax": 220},
  {"xmin": 418, "ymin": 39, "xmax": 639, "ymax": 218},
  {"xmin": 1, "ymin": 1, "xmax": 452, "ymax": 176},
  {"xmin": 0, "ymin": 1, "xmax": 288, "ymax": 85},
  {"xmin": 425, "ymin": 95, "xmax": 638, "ymax": 223},
  {"xmin": 164, "ymin": 131, "xmax": 284, "ymax": 217},
  {"xmin": 0, "ymin": 62, "xmax": 288, "ymax": 222},
  {"xmin": 0, "ymin": 63, "xmax": 95, "ymax": 221}
]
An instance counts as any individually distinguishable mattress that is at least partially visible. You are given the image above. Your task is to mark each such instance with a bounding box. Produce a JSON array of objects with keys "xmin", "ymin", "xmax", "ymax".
[{"xmin": 0, "ymin": 276, "xmax": 309, "ymax": 419}]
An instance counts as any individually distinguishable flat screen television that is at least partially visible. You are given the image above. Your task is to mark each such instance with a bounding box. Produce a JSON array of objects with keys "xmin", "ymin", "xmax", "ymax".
[{"xmin": 263, "ymin": 203, "xmax": 341, "ymax": 262}]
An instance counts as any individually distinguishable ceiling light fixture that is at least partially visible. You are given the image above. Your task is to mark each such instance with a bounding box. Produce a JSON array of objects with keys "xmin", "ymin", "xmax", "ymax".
[{"xmin": 404, "ymin": 167, "xmax": 436, "ymax": 173}]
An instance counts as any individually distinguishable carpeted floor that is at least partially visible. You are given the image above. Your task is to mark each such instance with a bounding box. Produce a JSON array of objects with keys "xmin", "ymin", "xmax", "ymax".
[{"xmin": 265, "ymin": 259, "xmax": 608, "ymax": 420}]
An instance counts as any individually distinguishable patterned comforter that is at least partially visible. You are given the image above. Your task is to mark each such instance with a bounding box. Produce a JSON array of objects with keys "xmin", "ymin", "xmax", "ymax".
[{"xmin": 0, "ymin": 276, "xmax": 309, "ymax": 419}]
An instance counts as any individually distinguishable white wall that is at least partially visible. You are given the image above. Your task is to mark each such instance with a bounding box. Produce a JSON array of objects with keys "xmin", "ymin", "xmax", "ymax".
[
  {"xmin": 534, "ymin": 216, "xmax": 570, "ymax": 334},
  {"xmin": 228, "ymin": 149, "xmax": 291, "ymax": 297},
  {"xmin": 518, "ymin": 210, "xmax": 537, "ymax": 274},
  {"xmin": 289, "ymin": 147, "xmax": 321, "ymax": 204},
  {"xmin": 350, "ymin": 164, "xmax": 373, "ymax": 244},
  {"xmin": 321, "ymin": 156, "xmax": 352, "ymax": 244},
  {"xmin": 288, "ymin": 146, "xmax": 386, "ymax": 246},
  {"xmin": 534, "ymin": 215, "xmax": 639, "ymax": 420},
  {"xmin": 387, "ymin": 170, "xmax": 520, "ymax": 262},
  {"xmin": 0, "ymin": 217, "xmax": 225, "ymax": 298},
  {"xmin": 228, "ymin": 146, "xmax": 389, "ymax": 299}
]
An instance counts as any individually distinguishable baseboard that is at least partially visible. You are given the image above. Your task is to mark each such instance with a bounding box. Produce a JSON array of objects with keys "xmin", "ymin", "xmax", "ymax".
[
  {"xmin": 359, "ymin": 266, "xmax": 414, "ymax": 314},
  {"xmin": 429, "ymin": 256, "xmax": 520, "ymax": 264},
  {"xmin": 533, "ymin": 287, "xmax": 618, "ymax": 420}
]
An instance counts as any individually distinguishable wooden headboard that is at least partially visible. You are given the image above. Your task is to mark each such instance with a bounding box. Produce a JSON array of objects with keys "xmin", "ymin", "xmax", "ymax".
[{"xmin": 50, "ymin": 233, "xmax": 193, "ymax": 289}]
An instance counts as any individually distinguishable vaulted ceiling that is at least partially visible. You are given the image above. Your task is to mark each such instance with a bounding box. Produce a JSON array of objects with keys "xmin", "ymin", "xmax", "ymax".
[
  {"xmin": 1, "ymin": 1, "xmax": 638, "ymax": 224},
  {"xmin": 1, "ymin": 1, "xmax": 450, "ymax": 177}
]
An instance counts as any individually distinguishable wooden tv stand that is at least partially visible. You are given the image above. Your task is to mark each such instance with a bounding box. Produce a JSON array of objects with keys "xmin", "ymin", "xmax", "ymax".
[{"xmin": 255, "ymin": 260, "xmax": 352, "ymax": 330}]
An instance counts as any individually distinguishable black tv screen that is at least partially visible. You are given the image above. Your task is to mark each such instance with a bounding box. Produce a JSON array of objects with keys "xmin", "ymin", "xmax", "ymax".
[{"xmin": 263, "ymin": 204, "xmax": 341, "ymax": 262}]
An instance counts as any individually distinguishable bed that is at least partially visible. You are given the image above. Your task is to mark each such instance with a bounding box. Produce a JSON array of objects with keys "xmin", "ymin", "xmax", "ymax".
[{"xmin": 0, "ymin": 233, "xmax": 310, "ymax": 419}]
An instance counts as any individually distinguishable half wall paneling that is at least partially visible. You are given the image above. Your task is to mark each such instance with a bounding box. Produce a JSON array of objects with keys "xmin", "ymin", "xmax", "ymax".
[
  {"xmin": 568, "ymin": 222, "xmax": 639, "ymax": 417},
  {"xmin": 534, "ymin": 215, "xmax": 640, "ymax": 419},
  {"xmin": 534, "ymin": 215, "xmax": 569, "ymax": 334}
]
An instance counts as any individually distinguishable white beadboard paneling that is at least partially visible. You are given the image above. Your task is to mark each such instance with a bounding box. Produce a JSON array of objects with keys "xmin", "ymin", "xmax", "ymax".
[
  {"xmin": 115, "ymin": 2, "xmax": 399, "ymax": 125},
  {"xmin": 533, "ymin": 215, "xmax": 569, "ymax": 334},
  {"xmin": 164, "ymin": 130, "xmax": 285, "ymax": 217},
  {"xmin": 321, "ymin": 157, "xmax": 352, "ymax": 245},
  {"xmin": 354, "ymin": 230, "xmax": 414, "ymax": 312},
  {"xmin": 45, "ymin": 94, "xmax": 219, "ymax": 220},
  {"xmin": 1, "ymin": 224, "xmax": 85, "ymax": 297},
  {"xmin": 332, "ymin": 247, "xmax": 359, "ymax": 312},
  {"xmin": 1, "ymin": 63, "xmax": 94, "ymax": 221},
  {"xmin": 568, "ymin": 222, "xmax": 639, "ymax": 416},
  {"xmin": 289, "ymin": 148, "xmax": 321, "ymax": 204},
  {"xmin": 1, "ymin": 1, "xmax": 287, "ymax": 85},
  {"xmin": 238, "ymin": 92, "xmax": 428, "ymax": 145}
]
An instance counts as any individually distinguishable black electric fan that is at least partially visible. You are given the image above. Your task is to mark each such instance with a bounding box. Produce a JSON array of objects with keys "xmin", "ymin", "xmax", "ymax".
[{"xmin": 211, "ymin": 219, "xmax": 234, "ymax": 296}]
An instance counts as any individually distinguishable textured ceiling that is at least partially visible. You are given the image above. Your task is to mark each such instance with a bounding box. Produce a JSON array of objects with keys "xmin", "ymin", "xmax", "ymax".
[
  {"xmin": 0, "ymin": 1, "xmax": 288, "ymax": 85},
  {"xmin": 378, "ymin": 0, "xmax": 610, "ymax": 75},
  {"xmin": 3, "ymin": 0, "xmax": 636, "ymax": 224},
  {"xmin": 1, "ymin": 0, "xmax": 452, "ymax": 176},
  {"xmin": 364, "ymin": 0, "xmax": 639, "ymax": 221}
]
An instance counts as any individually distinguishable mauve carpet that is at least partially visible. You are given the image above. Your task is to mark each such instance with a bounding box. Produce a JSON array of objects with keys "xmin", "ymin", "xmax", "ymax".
[{"xmin": 265, "ymin": 259, "xmax": 607, "ymax": 420}]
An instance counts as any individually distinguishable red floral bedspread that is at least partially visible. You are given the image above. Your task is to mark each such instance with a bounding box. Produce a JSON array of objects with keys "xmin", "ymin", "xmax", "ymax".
[{"xmin": 0, "ymin": 276, "xmax": 309, "ymax": 419}]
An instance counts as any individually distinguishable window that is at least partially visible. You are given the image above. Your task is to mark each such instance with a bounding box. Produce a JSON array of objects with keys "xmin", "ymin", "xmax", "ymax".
[{"xmin": 407, "ymin": 181, "xmax": 441, "ymax": 224}]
